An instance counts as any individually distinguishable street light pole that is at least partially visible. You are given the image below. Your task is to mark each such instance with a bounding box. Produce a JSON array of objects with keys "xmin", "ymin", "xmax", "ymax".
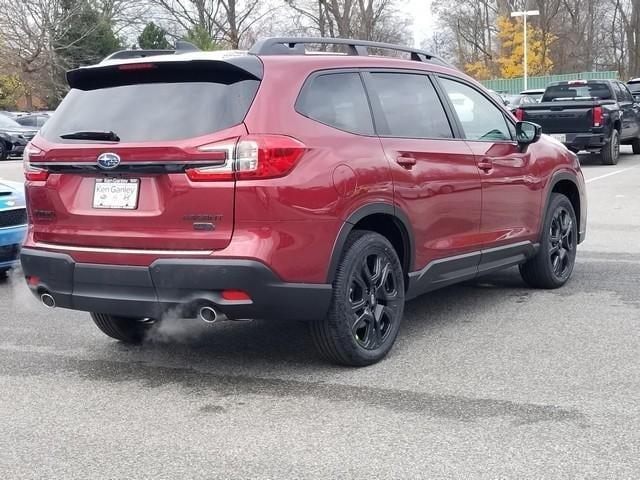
[{"xmin": 511, "ymin": 9, "xmax": 539, "ymax": 90}]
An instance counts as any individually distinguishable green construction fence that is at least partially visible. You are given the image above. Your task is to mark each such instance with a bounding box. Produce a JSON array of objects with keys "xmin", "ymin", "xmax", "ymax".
[{"xmin": 481, "ymin": 71, "xmax": 619, "ymax": 94}]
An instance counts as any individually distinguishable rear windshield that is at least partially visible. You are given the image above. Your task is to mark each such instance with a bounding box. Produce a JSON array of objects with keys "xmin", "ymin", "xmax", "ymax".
[
  {"xmin": 42, "ymin": 63, "xmax": 260, "ymax": 143},
  {"xmin": 542, "ymin": 83, "xmax": 611, "ymax": 102},
  {"xmin": 628, "ymin": 83, "xmax": 640, "ymax": 93}
]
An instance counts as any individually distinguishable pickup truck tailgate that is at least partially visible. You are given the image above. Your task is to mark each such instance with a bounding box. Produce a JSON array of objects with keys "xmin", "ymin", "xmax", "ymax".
[{"xmin": 521, "ymin": 102, "xmax": 597, "ymax": 134}]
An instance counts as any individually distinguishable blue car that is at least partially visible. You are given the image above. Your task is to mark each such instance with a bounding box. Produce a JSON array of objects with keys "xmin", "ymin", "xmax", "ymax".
[{"xmin": 0, "ymin": 180, "xmax": 27, "ymax": 275}]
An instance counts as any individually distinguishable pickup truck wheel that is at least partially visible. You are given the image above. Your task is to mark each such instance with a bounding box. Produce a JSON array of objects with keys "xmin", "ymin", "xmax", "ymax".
[
  {"xmin": 90, "ymin": 313, "xmax": 154, "ymax": 343},
  {"xmin": 519, "ymin": 193, "xmax": 577, "ymax": 289},
  {"xmin": 632, "ymin": 137, "xmax": 640, "ymax": 154},
  {"xmin": 311, "ymin": 231, "xmax": 405, "ymax": 366},
  {"xmin": 601, "ymin": 130, "xmax": 620, "ymax": 165}
]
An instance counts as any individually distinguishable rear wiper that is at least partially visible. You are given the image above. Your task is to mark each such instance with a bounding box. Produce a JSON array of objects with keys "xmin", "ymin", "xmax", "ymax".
[{"xmin": 59, "ymin": 130, "xmax": 120, "ymax": 141}]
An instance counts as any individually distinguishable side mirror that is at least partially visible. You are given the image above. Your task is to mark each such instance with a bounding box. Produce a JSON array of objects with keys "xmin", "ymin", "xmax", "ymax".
[{"xmin": 516, "ymin": 121, "xmax": 541, "ymax": 151}]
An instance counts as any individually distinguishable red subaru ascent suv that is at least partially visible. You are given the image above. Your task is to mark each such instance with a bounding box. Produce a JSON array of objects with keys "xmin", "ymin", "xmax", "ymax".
[{"xmin": 21, "ymin": 38, "xmax": 586, "ymax": 366}]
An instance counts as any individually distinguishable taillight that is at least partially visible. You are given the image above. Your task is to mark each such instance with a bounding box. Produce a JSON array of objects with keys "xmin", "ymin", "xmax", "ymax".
[
  {"xmin": 23, "ymin": 144, "xmax": 49, "ymax": 181},
  {"xmin": 593, "ymin": 106, "xmax": 603, "ymax": 127},
  {"xmin": 235, "ymin": 135, "xmax": 306, "ymax": 180},
  {"xmin": 186, "ymin": 135, "xmax": 307, "ymax": 182},
  {"xmin": 515, "ymin": 108, "xmax": 524, "ymax": 121}
]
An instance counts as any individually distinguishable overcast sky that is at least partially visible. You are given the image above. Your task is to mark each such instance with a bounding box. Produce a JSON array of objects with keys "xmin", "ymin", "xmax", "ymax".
[{"xmin": 402, "ymin": 0, "xmax": 435, "ymax": 47}]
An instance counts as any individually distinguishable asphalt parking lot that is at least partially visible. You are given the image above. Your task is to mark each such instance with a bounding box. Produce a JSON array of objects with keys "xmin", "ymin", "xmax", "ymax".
[{"xmin": 1, "ymin": 151, "xmax": 639, "ymax": 479}]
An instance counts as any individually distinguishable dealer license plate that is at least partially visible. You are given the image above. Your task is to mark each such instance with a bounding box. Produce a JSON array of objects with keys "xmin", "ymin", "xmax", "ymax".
[{"xmin": 93, "ymin": 178, "xmax": 140, "ymax": 210}]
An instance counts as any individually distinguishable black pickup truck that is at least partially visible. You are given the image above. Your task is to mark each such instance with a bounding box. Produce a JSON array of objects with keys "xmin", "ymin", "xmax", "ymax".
[{"xmin": 516, "ymin": 79, "xmax": 640, "ymax": 165}]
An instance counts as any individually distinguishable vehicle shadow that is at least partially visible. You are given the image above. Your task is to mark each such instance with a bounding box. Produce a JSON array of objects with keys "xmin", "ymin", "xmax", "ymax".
[{"xmin": 102, "ymin": 267, "xmax": 532, "ymax": 370}]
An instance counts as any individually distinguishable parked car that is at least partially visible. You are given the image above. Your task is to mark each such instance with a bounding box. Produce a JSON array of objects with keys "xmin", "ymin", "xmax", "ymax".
[
  {"xmin": 626, "ymin": 77, "xmax": 640, "ymax": 102},
  {"xmin": 487, "ymin": 89, "xmax": 508, "ymax": 105},
  {"xmin": 20, "ymin": 38, "xmax": 586, "ymax": 365},
  {"xmin": 519, "ymin": 88, "xmax": 545, "ymax": 102},
  {"xmin": 517, "ymin": 79, "xmax": 640, "ymax": 165},
  {"xmin": 0, "ymin": 111, "xmax": 28, "ymax": 119},
  {"xmin": 0, "ymin": 179, "xmax": 27, "ymax": 276},
  {"xmin": 504, "ymin": 94, "xmax": 537, "ymax": 113},
  {"xmin": 15, "ymin": 113, "xmax": 51, "ymax": 129},
  {"xmin": 0, "ymin": 114, "xmax": 38, "ymax": 159}
]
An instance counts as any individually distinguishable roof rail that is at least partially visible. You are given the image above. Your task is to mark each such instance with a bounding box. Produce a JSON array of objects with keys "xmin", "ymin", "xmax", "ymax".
[
  {"xmin": 248, "ymin": 37, "xmax": 453, "ymax": 68},
  {"xmin": 101, "ymin": 41, "xmax": 200, "ymax": 63}
]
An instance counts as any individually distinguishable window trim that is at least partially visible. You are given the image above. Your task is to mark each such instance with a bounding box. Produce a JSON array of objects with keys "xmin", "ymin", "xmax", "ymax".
[
  {"xmin": 361, "ymin": 69, "xmax": 459, "ymax": 140},
  {"xmin": 434, "ymin": 74, "xmax": 517, "ymax": 144},
  {"xmin": 294, "ymin": 68, "xmax": 377, "ymax": 137}
]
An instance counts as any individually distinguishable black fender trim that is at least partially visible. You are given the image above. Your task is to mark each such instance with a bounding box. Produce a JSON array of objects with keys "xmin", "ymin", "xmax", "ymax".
[
  {"xmin": 326, "ymin": 203, "xmax": 415, "ymax": 283},
  {"xmin": 541, "ymin": 171, "xmax": 586, "ymax": 243}
]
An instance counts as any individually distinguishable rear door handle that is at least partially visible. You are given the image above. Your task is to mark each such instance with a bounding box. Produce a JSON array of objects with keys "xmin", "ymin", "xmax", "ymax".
[
  {"xmin": 396, "ymin": 155, "xmax": 416, "ymax": 169},
  {"xmin": 477, "ymin": 159, "xmax": 493, "ymax": 171}
]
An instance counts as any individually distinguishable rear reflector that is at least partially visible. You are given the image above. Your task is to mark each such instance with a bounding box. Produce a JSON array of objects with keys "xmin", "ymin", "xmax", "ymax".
[
  {"xmin": 221, "ymin": 290, "xmax": 251, "ymax": 301},
  {"xmin": 26, "ymin": 276, "xmax": 40, "ymax": 287},
  {"xmin": 593, "ymin": 106, "xmax": 603, "ymax": 127}
]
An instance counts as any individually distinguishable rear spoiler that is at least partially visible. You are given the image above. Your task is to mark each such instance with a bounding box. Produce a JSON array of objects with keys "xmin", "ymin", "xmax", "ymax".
[{"xmin": 66, "ymin": 57, "xmax": 263, "ymax": 90}]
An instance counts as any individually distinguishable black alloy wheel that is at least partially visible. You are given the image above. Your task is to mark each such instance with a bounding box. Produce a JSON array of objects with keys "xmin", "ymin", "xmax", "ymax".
[
  {"xmin": 520, "ymin": 193, "xmax": 578, "ymax": 289},
  {"xmin": 548, "ymin": 206, "xmax": 575, "ymax": 281},
  {"xmin": 349, "ymin": 251, "xmax": 403, "ymax": 350},
  {"xmin": 311, "ymin": 231, "xmax": 405, "ymax": 366}
]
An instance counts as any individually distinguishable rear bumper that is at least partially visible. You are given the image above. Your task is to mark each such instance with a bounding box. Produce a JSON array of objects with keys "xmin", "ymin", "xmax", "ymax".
[
  {"xmin": 561, "ymin": 132, "xmax": 607, "ymax": 151},
  {"xmin": 20, "ymin": 248, "xmax": 332, "ymax": 321}
]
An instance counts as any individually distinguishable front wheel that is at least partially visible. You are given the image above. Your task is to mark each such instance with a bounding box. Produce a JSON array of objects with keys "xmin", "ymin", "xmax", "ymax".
[
  {"xmin": 90, "ymin": 313, "xmax": 154, "ymax": 343},
  {"xmin": 310, "ymin": 231, "xmax": 405, "ymax": 366},
  {"xmin": 601, "ymin": 130, "xmax": 620, "ymax": 165},
  {"xmin": 520, "ymin": 193, "xmax": 578, "ymax": 289}
]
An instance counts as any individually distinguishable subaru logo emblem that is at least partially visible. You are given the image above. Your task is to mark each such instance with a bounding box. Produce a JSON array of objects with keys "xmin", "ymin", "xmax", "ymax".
[{"xmin": 97, "ymin": 152, "xmax": 120, "ymax": 170}]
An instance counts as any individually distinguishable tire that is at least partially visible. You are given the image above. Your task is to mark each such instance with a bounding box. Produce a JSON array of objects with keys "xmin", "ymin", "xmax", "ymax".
[
  {"xmin": 519, "ymin": 193, "xmax": 578, "ymax": 289},
  {"xmin": 632, "ymin": 137, "xmax": 640, "ymax": 154},
  {"xmin": 90, "ymin": 313, "xmax": 153, "ymax": 343},
  {"xmin": 601, "ymin": 129, "xmax": 620, "ymax": 165},
  {"xmin": 0, "ymin": 142, "xmax": 7, "ymax": 161},
  {"xmin": 311, "ymin": 231, "xmax": 405, "ymax": 366}
]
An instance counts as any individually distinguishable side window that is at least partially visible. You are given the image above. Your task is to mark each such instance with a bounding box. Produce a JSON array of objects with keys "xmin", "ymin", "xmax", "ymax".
[
  {"xmin": 620, "ymin": 83, "xmax": 634, "ymax": 102},
  {"xmin": 368, "ymin": 73, "xmax": 453, "ymax": 139},
  {"xmin": 612, "ymin": 82, "xmax": 624, "ymax": 101},
  {"xmin": 439, "ymin": 78, "xmax": 513, "ymax": 142},
  {"xmin": 296, "ymin": 72, "xmax": 374, "ymax": 135}
]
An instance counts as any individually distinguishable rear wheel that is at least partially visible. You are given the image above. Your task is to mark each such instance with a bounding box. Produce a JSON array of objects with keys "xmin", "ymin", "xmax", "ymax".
[
  {"xmin": 0, "ymin": 142, "xmax": 7, "ymax": 161},
  {"xmin": 311, "ymin": 231, "xmax": 405, "ymax": 366},
  {"xmin": 601, "ymin": 130, "xmax": 620, "ymax": 165},
  {"xmin": 90, "ymin": 313, "xmax": 154, "ymax": 343},
  {"xmin": 519, "ymin": 193, "xmax": 577, "ymax": 289},
  {"xmin": 632, "ymin": 137, "xmax": 640, "ymax": 154}
]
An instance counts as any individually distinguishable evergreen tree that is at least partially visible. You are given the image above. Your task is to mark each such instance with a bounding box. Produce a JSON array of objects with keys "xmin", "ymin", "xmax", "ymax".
[
  {"xmin": 138, "ymin": 22, "xmax": 171, "ymax": 50},
  {"xmin": 55, "ymin": 0, "xmax": 121, "ymax": 69},
  {"xmin": 183, "ymin": 26, "xmax": 219, "ymax": 51}
]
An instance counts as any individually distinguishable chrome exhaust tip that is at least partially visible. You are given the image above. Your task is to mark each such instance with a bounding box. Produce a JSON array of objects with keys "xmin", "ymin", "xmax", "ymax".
[
  {"xmin": 198, "ymin": 306, "xmax": 218, "ymax": 324},
  {"xmin": 41, "ymin": 293, "xmax": 56, "ymax": 308}
]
